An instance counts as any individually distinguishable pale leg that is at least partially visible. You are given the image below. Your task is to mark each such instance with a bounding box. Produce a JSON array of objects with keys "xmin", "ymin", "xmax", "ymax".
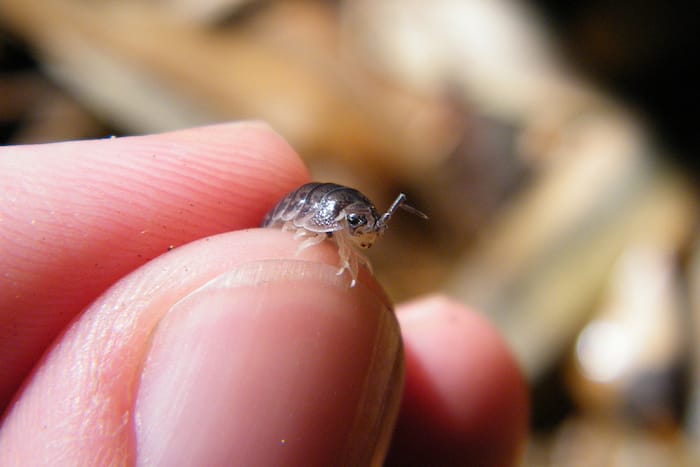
[{"xmin": 296, "ymin": 232, "xmax": 327, "ymax": 252}]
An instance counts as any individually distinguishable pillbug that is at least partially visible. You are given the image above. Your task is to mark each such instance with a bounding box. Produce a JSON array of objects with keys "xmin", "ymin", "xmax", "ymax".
[{"xmin": 261, "ymin": 182, "xmax": 428, "ymax": 287}]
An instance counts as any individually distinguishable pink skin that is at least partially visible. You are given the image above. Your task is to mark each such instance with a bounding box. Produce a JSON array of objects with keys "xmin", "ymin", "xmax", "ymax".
[
  {"xmin": 389, "ymin": 296, "xmax": 530, "ymax": 466},
  {"xmin": 0, "ymin": 123, "xmax": 528, "ymax": 465}
]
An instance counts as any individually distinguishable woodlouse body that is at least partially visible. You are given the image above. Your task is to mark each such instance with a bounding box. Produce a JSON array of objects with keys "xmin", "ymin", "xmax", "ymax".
[{"xmin": 261, "ymin": 182, "xmax": 427, "ymax": 287}]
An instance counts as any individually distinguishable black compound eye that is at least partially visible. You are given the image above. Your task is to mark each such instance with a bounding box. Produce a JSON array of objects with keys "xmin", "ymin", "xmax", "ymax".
[{"xmin": 346, "ymin": 213, "xmax": 366, "ymax": 228}]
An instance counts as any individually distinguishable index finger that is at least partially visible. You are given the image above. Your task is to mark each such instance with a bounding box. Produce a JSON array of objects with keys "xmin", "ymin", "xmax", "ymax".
[{"xmin": 0, "ymin": 122, "xmax": 309, "ymax": 409}]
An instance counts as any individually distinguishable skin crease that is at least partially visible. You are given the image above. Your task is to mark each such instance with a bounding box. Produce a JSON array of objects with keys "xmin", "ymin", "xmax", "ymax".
[{"xmin": 0, "ymin": 122, "xmax": 528, "ymax": 465}]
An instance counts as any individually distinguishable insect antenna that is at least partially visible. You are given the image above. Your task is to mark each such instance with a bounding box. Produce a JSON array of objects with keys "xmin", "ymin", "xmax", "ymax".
[{"xmin": 377, "ymin": 193, "xmax": 429, "ymax": 230}]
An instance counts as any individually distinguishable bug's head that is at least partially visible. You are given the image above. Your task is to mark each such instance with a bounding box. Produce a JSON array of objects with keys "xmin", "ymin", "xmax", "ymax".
[
  {"xmin": 343, "ymin": 193, "xmax": 428, "ymax": 249},
  {"xmin": 343, "ymin": 204, "xmax": 381, "ymax": 248}
]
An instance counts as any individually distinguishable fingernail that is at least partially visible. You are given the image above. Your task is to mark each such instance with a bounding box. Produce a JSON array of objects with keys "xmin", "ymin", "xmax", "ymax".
[{"xmin": 134, "ymin": 260, "xmax": 403, "ymax": 466}]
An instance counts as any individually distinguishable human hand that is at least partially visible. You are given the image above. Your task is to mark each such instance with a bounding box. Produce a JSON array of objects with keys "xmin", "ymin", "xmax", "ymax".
[{"xmin": 0, "ymin": 123, "xmax": 528, "ymax": 465}]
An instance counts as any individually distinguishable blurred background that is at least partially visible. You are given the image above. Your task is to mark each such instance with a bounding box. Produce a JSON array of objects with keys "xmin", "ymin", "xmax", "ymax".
[{"xmin": 1, "ymin": 0, "xmax": 697, "ymax": 464}]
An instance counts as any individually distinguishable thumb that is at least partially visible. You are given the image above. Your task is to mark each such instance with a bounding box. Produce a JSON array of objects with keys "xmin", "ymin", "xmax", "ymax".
[{"xmin": 0, "ymin": 229, "xmax": 403, "ymax": 465}]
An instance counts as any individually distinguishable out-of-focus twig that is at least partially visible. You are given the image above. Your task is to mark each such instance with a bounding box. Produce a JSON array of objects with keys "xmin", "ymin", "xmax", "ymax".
[{"xmin": 0, "ymin": 0, "xmax": 461, "ymax": 179}]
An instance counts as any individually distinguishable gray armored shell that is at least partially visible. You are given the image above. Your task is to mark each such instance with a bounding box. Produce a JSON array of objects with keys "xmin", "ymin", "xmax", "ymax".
[
  {"xmin": 261, "ymin": 182, "xmax": 380, "ymax": 233},
  {"xmin": 261, "ymin": 181, "xmax": 427, "ymax": 287}
]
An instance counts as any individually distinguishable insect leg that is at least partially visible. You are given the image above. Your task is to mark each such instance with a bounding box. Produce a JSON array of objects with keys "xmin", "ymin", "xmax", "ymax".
[
  {"xmin": 333, "ymin": 233, "xmax": 361, "ymax": 287},
  {"xmin": 296, "ymin": 232, "xmax": 327, "ymax": 252},
  {"xmin": 355, "ymin": 251, "xmax": 373, "ymax": 275}
]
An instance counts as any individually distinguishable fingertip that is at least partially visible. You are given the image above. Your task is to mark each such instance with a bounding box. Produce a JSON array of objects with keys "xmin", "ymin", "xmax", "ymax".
[
  {"xmin": 132, "ymin": 121, "xmax": 310, "ymax": 214},
  {"xmin": 0, "ymin": 230, "xmax": 403, "ymax": 466},
  {"xmin": 0, "ymin": 122, "xmax": 310, "ymax": 410},
  {"xmin": 135, "ymin": 259, "xmax": 402, "ymax": 465},
  {"xmin": 389, "ymin": 295, "xmax": 529, "ymax": 466}
]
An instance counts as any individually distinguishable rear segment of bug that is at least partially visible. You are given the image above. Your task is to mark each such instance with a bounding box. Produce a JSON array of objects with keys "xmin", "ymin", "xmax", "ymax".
[{"xmin": 262, "ymin": 182, "xmax": 427, "ymax": 287}]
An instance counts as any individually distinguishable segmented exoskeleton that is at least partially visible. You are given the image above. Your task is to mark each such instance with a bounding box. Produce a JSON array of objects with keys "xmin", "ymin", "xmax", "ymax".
[{"xmin": 261, "ymin": 182, "xmax": 427, "ymax": 287}]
